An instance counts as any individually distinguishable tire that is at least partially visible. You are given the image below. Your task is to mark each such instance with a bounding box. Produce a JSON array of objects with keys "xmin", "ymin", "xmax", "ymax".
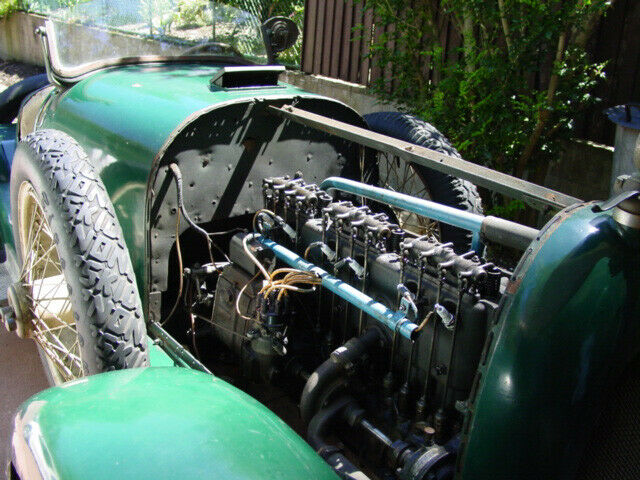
[
  {"xmin": 0, "ymin": 74, "xmax": 49, "ymax": 123},
  {"xmin": 10, "ymin": 129, "xmax": 148, "ymax": 382},
  {"xmin": 365, "ymin": 111, "xmax": 483, "ymax": 251}
]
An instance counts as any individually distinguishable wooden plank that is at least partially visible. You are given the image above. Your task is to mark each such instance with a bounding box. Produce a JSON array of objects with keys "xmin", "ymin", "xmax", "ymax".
[
  {"xmin": 447, "ymin": 20, "xmax": 462, "ymax": 66},
  {"xmin": 360, "ymin": 7, "xmax": 374, "ymax": 85},
  {"xmin": 301, "ymin": 0, "xmax": 318, "ymax": 73},
  {"xmin": 431, "ymin": 12, "xmax": 450, "ymax": 85},
  {"xmin": 581, "ymin": 0, "xmax": 629, "ymax": 144},
  {"xmin": 340, "ymin": 0, "xmax": 354, "ymax": 80},
  {"xmin": 270, "ymin": 105, "xmax": 581, "ymax": 210},
  {"xmin": 321, "ymin": 0, "xmax": 336, "ymax": 76},
  {"xmin": 330, "ymin": 0, "xmax": 345, "ymax": 78},
  {"xmin": 370, "ymin": 13, "xmax": 384, "ymax": 85},
  {"xmin": 419, "ymin": 0, "xmax": 435, "ymax": 87},
  {"xmin": 610, "ymin": 1, "xmax": 640, "ymax": 108},
  {"xmin": 349, "ymin": 1, "xmax": 364, "ymax": 83},
  {"xmin": 312, "ymin": 0, "xmax": 326, "ymax": 74},
  {"xmin": 392, "ymin": 2, "xmax": 411, "ymax": 92},
  {"xmin": 383, "ymin": 22, "xmax": 396, "ymax": 92}
]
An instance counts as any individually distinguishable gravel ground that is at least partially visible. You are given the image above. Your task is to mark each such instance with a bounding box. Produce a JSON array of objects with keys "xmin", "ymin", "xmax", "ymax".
[
  {"xmin": 0, "ymin": 59, "xmax": 44, "ymax": 90},
  {"xmin": 0, "ymin": 59, "xmax": 48, "ymax": 474}
]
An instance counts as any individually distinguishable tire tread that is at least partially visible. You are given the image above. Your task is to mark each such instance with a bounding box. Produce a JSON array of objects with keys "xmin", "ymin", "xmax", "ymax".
[{"xmin": 24, "ymin": 130, "xmax": 148, "ymax": 373}]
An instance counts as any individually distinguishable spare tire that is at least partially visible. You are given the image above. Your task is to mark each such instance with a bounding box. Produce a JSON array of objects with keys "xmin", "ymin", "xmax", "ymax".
[
  {"xmin": 365, "ymin": 111, "xmax": 483, "ymax": 251},
  {"xmin": 0, "ymin": 74, "xmax": 49, "ymax": 123},
  {"xmin": 10, "ymin": 129, "xmax": 148, "ymax": 383}
]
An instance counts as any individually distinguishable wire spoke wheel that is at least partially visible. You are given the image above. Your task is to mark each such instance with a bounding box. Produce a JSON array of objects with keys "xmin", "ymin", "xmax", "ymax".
[
  {"xmin": 377, "ymin": 151, "xmax": 440, "ymax": 239},
  {"xmin": 365, "ymin": 112, "xmax": 483, "ymax": 251},
  {"xmin": 10, "ymin": 130, "xmax": 148, "ymax": 385},
  {"xmin": 17, "ymin": 181, "xmax": 82, "ymax": 382}
]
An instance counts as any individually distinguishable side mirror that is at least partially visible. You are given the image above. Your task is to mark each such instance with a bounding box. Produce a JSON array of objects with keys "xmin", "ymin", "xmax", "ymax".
[{"xmin": 262, "ymin": 16, "xmax": 299, "ymax": 64}]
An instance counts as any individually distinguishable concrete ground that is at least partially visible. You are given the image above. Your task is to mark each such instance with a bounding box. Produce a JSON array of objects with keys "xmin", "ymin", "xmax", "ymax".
[
  {"xmin": 0, "ymin": 264, "xmax": 48, "ymax": 473},
  {"xmin": 0, "ymin": 61, "xmax": 48, "ymax": 474}
]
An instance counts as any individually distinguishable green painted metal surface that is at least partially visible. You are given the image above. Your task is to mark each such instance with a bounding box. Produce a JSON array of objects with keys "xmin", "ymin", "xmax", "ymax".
[
  {"xmin": 460, "ymin": 204, "xmax": 640, "ymax": 479},
  {"xmin": 147, "ymin": 337, "xmax": 175, "ymax": 367},
  {"xmin": 13, "ymin": 367, "xmax": 339, "ymax": 480},
  {"xmin": 37, "ymin": 64, "xmax": 315, "ymax": 303}
]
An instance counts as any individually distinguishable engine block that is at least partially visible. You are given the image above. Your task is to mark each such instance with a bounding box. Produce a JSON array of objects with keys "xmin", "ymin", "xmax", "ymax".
[{"xmin": 208, "ymin": 174, "xmax": 511, "ymax": 479}]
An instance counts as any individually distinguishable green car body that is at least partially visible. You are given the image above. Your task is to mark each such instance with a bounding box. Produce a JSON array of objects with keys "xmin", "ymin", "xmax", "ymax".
[
  {"xmin": 7, "ymin": 64, "xmax": 345, "ymax": 306},
  {"xmin": 11, "ymin": 367, "xmax": 338, "ymax": 480},
  {"xmin": 1, "ymin": 62, "xmax": 349, "ymax": 479},
  {"xmin": 0, "ymin": 14, "xmax": 639, "ymax": 480}
]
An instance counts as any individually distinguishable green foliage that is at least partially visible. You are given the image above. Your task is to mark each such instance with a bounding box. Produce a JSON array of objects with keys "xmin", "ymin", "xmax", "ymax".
[
  {"xmin": 363, "ymin": 0, "xmax": 610, "ymax": 188},
  {"xmin": 174, "ymin": 0, "xmax": 209, "ymax": 29},
  {"xmin": 0, "ymin": 0, "xmax": 20, "ymax": 18}
]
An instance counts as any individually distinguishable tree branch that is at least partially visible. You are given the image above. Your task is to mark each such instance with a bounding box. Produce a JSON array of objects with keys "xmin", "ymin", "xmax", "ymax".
[
  {"xmin": 516, "ymin": 30, "xmax": 567, "ymax": 177},
  {"xmin": 497, "ymin": 0, "xmax": 513, "ymax": 54},
  {"xmin": 572, "ymin": 0, "xmax": 613, "ymax": 49}
]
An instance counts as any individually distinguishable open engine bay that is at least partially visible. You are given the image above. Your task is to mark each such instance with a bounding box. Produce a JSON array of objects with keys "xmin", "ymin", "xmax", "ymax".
[{"xmin": 158, "ymin": 169, "xmax": 515, "ymax": 480}]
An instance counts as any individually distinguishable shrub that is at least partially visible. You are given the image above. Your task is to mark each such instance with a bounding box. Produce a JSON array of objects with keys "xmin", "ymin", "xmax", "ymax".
[{"xmin": 363, "ymin": 0, "xmax": 611, "ymax": 195}]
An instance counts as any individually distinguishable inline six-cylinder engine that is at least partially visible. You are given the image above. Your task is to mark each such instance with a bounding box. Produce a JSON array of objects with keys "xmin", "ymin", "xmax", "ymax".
[{"xmin": 203, "ymin": 174, "xmax": 511, "ymax": 479}]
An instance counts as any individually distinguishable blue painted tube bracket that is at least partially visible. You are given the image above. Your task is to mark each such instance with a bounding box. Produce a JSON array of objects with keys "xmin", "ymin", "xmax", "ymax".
[{"xmin": 253, "ymin": 234, "xmax": 418, "ymax": 340}]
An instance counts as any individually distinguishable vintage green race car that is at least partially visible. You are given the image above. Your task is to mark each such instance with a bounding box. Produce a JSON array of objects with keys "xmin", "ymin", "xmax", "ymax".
[{"xmin": 0, "ymin": 2, "xmax": 639, "ymax": 480}]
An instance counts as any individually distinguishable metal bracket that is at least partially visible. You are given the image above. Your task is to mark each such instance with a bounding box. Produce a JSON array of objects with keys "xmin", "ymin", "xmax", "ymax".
[
  {"xmin": 334, "ymin": 256, "xmax": 366, "ymax": 280},
  {"xmin": 306, "ymin": 241, "xmax": 337, "ymax": 262},
  {"xmin": 397, "ymin": 284, "xmax": 418, "ymax": 321},
  {"xmin": 595, "ymin": 190, "xmax": 640, "ymax": 212},
  {"xmin": 434, "ymin": 303, "xmax": 455, "ymax": 331},
  {"xmin": 270, "ymin": 104, "xmax": 581, "ymax": 211}
]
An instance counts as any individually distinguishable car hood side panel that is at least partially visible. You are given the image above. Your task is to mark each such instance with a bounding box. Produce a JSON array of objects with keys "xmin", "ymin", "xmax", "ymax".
[
  {"xmin": 36, "ymin": 64, "xmax": 343, "ymax": 306},
  {"xmin": 12, "ymin": 367, "xmax": 340, "ymax": 480}
]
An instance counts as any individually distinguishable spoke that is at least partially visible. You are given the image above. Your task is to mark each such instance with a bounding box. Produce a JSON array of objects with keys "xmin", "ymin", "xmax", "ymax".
[
  {"xmin": 59, "ymin": 337, "xmax": 80, "ymax": 364},
  {"xmin": 36, "ymin": 340, "xmax": 75, "ymax": 380},
  {"xmin": 22, "ymin": 243, "xmax": 57, "ymax": 279},
  {"xmin": 38, "ymin": 275, "xmax": 69, "ymax": 313},
  {"xmin": 22, "ymin": 217, "xmax": 46, "ymax": 281},
  {"xmin": 20, "ymin": 204, "xmax": 38, "ymax": 279},
  {"xmin": 32, "ymin": 315, "xmax": 76, "ymax": 341},
  {"xmin": 18, "ymin": 184, "xmax": 83, "ymax": 382},
  {"xmin": 27, "ymin": 294, "xmax": 72, "ymax": 331},
  {"xmin": 36, "ymin": 323, "xmax": 74, "ymax": 334},
  {"xmin": 32, "ymin": 327, "xmax": 81, "ymax": 363}
]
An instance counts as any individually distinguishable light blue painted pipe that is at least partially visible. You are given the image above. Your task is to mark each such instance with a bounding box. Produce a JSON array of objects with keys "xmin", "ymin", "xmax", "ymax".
[
  {"xmin": 253, "ymin": 235, "xmax": 418, "ymax": 340},
  {"xmin": 320, "ymin": 177, "xmax": 538, "ymax": 251}
]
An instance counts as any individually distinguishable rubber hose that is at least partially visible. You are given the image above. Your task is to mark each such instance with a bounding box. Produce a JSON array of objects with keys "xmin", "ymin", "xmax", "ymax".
[
  {"xmin": 300, "ymin": 328, "xmax": 382, "ymax": 425},
  {"xmin": 307, "ymin": 397, "xmax": 372, "ymax": 480}
]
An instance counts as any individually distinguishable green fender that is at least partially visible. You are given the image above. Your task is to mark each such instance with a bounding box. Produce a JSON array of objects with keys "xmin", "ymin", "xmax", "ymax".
[
  {"xmin": 12, "ymin": 367, "xmax": 339, "ymax": 480},
  {"xmin": 459, "ymin": 204, "xmax": 640, "ymax": 479}
]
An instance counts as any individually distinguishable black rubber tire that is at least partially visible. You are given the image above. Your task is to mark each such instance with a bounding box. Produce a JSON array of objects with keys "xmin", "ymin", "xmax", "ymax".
[
  {"xmin": 364, "ymin": 111, "xmax": 483, "ymax": 251},
  {"xmin": 10, "ymin": 129, "xmax": 149, "ymax": 376},
  {"xmin": 0, "ymin": 74, "xmax": 49, "ymax": 123}
]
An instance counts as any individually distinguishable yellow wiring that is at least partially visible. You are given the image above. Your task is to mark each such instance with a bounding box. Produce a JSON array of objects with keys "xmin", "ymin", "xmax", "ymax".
[
  {"xmin": 235, "ymin": 271, "xmax": 262, "ymax": 321},
  {"xmin": 241, "ymin": 217, "xmax": 322, "ymax": 324},
  {"xmin": 414, "ymin": 311, "xmax": 434, "ymax": 333}
]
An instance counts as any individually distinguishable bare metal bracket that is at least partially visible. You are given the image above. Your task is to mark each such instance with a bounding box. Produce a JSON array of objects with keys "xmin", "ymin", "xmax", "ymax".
[{"xmin": 269, "ymin": 105, "xmax": 581, "ymax": 211}]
